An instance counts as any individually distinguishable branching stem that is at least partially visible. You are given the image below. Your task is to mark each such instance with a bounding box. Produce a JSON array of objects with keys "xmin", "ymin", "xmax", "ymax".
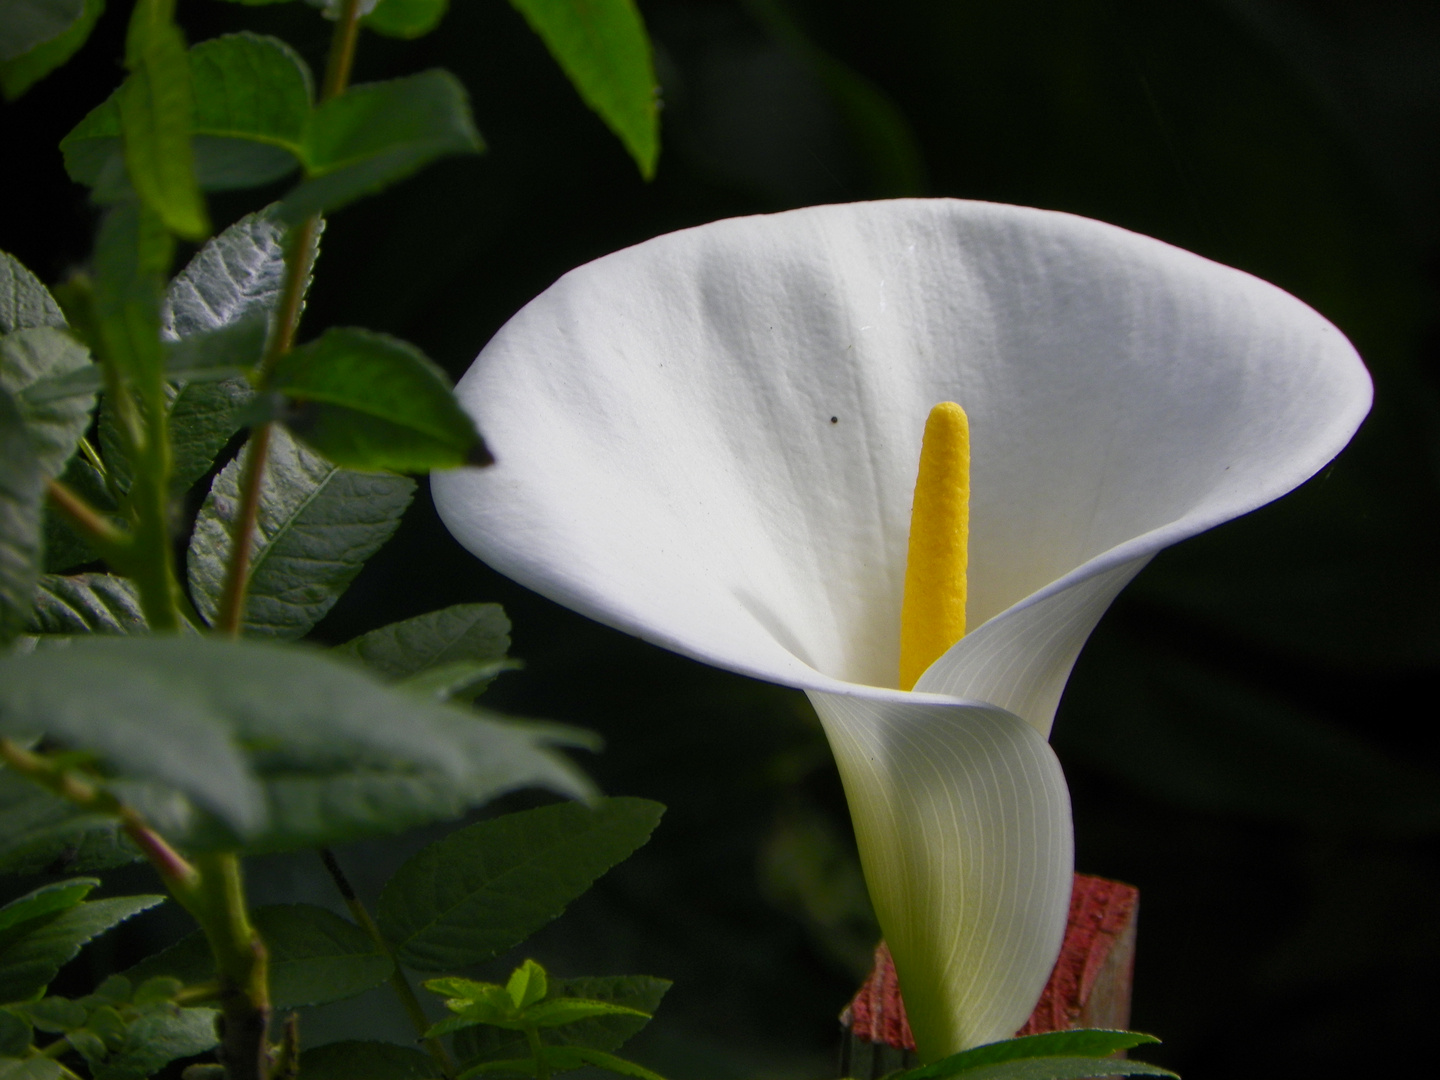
[{"xmin": 319, "ymin": 849, "xmax": 457, "ymax": 1079}]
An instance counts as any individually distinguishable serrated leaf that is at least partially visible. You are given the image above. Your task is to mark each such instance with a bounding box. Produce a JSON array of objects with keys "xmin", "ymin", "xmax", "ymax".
[
  {"xmin": 0, "ymin": 636, "xmax": 593, "ymax": 843},
  {"xmin": 453, "ymin": 975, "xmax": 669, "ymax": 1065},
  {"xmin": 0, "ymin": 1057, "xmax": 60, "ymax": 1080},
  {"xmin": 42, "ymin": 456, "xmax": 111, "ymax": 572},
  {"xmin": 378, "ymin": 798, "xmax": 664, "ymax": 970},
  {"xmin": 0, "ymin": 769, "xmax": 136, "ymax": 877},
  {"xmin": 904, "ymin": 1031, "xmax": 1175, "ymax": 1080},
  {"xmin": 25, "ymin": 573, "xmax": 148, "ymax": 634},
  {"xmin": 298, "ymin": 1041, "xmax": 442, "ymax": 1080},
  {"xmin": 21, "ymin": 996, "xmax": 86, "ymax": 1032},
  {"xmin": 506, "ymin": 959, "xmax": 546, "ymax": 1010},
  {"xmin": 0, "ymin": 0, "xmax": 85, "ymax": 61},
  {"xmin": 125, "ymin": 904, "xmax": 389, "ymax": 1009},
  {"xmin": 3, "ymin": 327, "xmax": 95, "ymax": 479},
  {"xmin": 281, "ymin": 70, "xmax": 482, "ymax": 222},
  {"xmin": 505, "ymin": 0, "xmax": 658, "ymax": 179},
  {"xmin": 524, "ymin": 998, "xmax": 648, "ymax": 1029},
  {"xmin": 163, "ymin": 315, "xmax": 265, "ymax": 381},
  {"xmin": 0, "ymin": 387, "xmax": 43, "ymax": 646},
  {"xmin": 188, "ymin": 424, "xmax": 415, "ymax": 637},
  {"xmin": 273, "ymin": 328, "xmax": 484, "ymax": 471},
  {"xmin": 399, "ymin": 659, "xmax": 522, "ymax": 703},
  {"xmin": 118, "ymin": 15, "xmax": 208, "ymax": 238},
  {"xmin": 92, "ymin": 1005, "xmax": 219, "ymax": 1080},
  {"xmin": 0, "ymin": 252, "xmax": 65, "ymax": 333},
  {"xmin": 363, "ymin": 0, "xmax": 446, "ymax": 39},
  {"xmin": 0, "ymin": 0, "xmax": 103, "ymax": 101},
  {"xmin": 0, "ymin": 895, "xmax": 162, "ymax": 1002},
  {"xmin": 336, "ymin": 603, "xmax": 511, "ymax": 680},
  {"xmin": 0, "ymin": 880, "xmax": 96, "ymax": 934},
  {"xmin": 163, "ymin": 207, "xmax": 296, "ymax": 340}
]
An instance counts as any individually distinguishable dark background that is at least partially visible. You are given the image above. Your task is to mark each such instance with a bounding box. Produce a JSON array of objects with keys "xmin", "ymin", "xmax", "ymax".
[{"xmin": 5, "ymin": 1, "xmax": 1439, "ymax": 1078}]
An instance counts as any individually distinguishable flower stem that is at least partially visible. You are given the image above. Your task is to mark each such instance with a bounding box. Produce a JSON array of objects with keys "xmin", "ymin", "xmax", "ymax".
[
  {"xmin": 525, "ymin": 1026, "xmax": 549, "ymax": 1080},
  {"xmin": 318, "ymin": 849, "xmax": 456, "ymax": 1079},
  {"xmin": 45, "ymin": 477, "xmax": 129, "ymax": 553}
]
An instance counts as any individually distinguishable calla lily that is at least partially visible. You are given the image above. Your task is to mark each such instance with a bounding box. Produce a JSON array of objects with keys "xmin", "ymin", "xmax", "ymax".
[{"xmin": 432, "ymin": 199, "xmax": 1371, "ymax": 1062}]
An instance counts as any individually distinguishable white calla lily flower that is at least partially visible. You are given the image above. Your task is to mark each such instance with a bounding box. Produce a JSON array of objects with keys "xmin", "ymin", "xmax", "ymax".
[{"xmin": 433, "ymin": 199, "xmax": 1371, "ymax": 1061}]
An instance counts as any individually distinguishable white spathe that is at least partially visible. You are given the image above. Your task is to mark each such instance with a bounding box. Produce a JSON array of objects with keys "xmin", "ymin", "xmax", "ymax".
[{"xmin": 432, "ymin": 199, "xmax": 1372, "ymax": 1061}]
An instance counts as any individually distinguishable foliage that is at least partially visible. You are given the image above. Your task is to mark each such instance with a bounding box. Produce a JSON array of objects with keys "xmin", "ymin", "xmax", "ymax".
[{"xmin": 0, "ymin": 1, "xmax": 676, "ymax": 1078}]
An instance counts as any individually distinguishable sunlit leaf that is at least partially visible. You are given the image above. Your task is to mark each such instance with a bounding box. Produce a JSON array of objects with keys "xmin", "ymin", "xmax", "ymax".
[
  {"xmin": 26, "ymin": 573, "xmax": 148, "ymax": 634},
  {"xmin": 281, "ymin": 70, "xmax": 482, "ymax": 221},
  {"xmin": 506, "ymin": 0, "xmax": 658, "ymax": 178},
  {"xmin": 272, "ymin": 328, "xmax": 484, "ymax": 471},
  {"xmin": 0, "ymin": 251, "xmax": 65, "ymax": 333}
]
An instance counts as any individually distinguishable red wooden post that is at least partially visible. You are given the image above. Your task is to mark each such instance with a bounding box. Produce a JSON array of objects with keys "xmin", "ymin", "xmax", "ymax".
[{"xmin": 839, "ymin": 874, "xmax": 1139, "ymax": 1077}]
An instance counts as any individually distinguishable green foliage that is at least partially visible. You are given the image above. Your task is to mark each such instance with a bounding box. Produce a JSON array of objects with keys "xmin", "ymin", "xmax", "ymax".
[
  {"xmin": 505, "ymin": 0, "xmax": 658, "ymax": 179},
  {"xmin": 3, "ymin": 327, "xmax": 96, "ymax": 478},
  {"xmin": 187, "ymin": 424, "xmax": 416, "ymax": 638},
  {"xmin": 0, "ymin": 885, "xmax": 162, "ymax": 1002},
  {"xmin": 0, "ymin": 0, "xmax": 103, "ymax": 101},
  {"xmin": 0, "ymin": 387, "xmax": 43, "ymax": 645},
  {"xmin": 189, "ymin": 33, "xmax": 312, "ymax": 188},
  {"xmin": 892, "ymin": 1032, "xmax": 1173, "ymax": 1080},
  {"xmin": 363, "ymin": 0, "xmax": 447, "ymax": 41},
  {"xmin": 458, "ymin": 1044, "xmax": 663, "ymax": 1080},
  {"xmin": 118, "ymin": 2, "xmax": 208, "ymax": 238},
  {"xmin": 377, "ymin": 798, "xmax": 664, "ymax": 970},
  {"xmin": 0, "ymin": 769, "xmax": 135, "ymax": 876},
  {"xmin": 337, "ymin": 603, "xmax": 512, "ymax": 679},
  {"xmin": 298, "ymin": 1041, "xmax": 442, "ymax": 1080},
  {"xmin": 0, "ymin": 253, "xmax": 66, "ymax": 333},
  {"xmin": 0, "ymin": 1057, "xmax": 60, "ymax": 1079},
  {"xmin": 0, "ymin": 636, "xmax": 593, "ymax": 845},
  {"xmin": 127, "ymin": 904, "xmax": 391, "ymax": 1009},
  {"xmin": 0, "ymin": 0, "xmax": 85, "ymax": 62},
  {"xmin": 280, "ymin": 70, "xmax": 483, "ymax": 221},
  {"xmin": 271, "ymin": 328, "xmax": 484, "ymax": 471},
  {"xmin": 25, "ymin": 573, "xmax": 148, "ymax": 634},
  {"xmin": 453, "ymin": 974, "xmax": 669, "ymax": 1065}
]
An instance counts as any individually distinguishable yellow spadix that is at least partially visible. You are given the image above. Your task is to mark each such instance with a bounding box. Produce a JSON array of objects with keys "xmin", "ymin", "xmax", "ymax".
[{"xmin": 900, "ymin": 402, "xmax": 970, "ymax": 691}]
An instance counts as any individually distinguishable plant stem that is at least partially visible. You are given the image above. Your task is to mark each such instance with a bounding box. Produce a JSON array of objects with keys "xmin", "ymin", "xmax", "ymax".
[
  {"xmin": 525, "ymin": 1026, "xmax": 549, "ymax": 1080},
  {"xmin": 191, "ymin": 853, "xmax": 270, "ymax": 1080},
  {"xmin": 216, "ymin": 0, "xmax": 364, "ymax": 637},
  {"xmin": 319, "ymin": 849, "xmax": 456, "ymax": 1079},
  {"xmin": 45, "ymin": 477, "xmax": 129, "ymax": 552},
  {"xmin": 0, "ymin": 738, "xmax": 201, "ymax": 899}
]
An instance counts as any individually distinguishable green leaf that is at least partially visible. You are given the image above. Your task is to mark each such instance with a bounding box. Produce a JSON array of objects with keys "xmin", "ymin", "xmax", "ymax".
[
  {"xmin": 0, "ymin": 0, "xmax": 84, "ymax": 61},
  {"xmin": 188, "ymin": 424, "xmax": 415, "ymax": 638},
  {"xmin": 523, "ymin": 998, "xmax": 648, "ymax": 1029},
  {"xmin": 398, "ymin": 660, "xmax": 522, "ymax": 704},
  {"xmin": 272, "ymin": 328, "xmax": 484, "ymax": 471},
  {"xmin": 906, "ymin": 1059, "xmax": 1176, "ymax": 1080},
  {"xmin": 0, "ymin": 386, "xmax": 43, "ymax": 646},
  {"xmin": 0, "ymin": 1009, "xmax": 31, "ymax": 1055},
  {"xmin": 377, "ymin": 798, "xmax": 664, "ymax": 970},
  {"xmin": 0, "ymin": 636, "xmax": 593, "ymax": 843},
  {"xmin": 0, "ymin": 894, "xmax": 162, "ymax": 1002},
  {"xmin": 0, "ymin": 253, "xmax": 65, "ymax": 333},
  {"xmin": 505, "ymin": 0, "xmax": 658, "ymax": 179},
  {"xmin": 126, "ymin": 904, "xmax": 390, "ymax": 1009},
  {"xmin": 453, "ymin": 975, "xmax": 668, "ymax": 1065},
  {"xmin": 118, "ymin": 13, "xmax": 208, "ymax": 239},
  {"xmin": 299, "ymin": 1041, "xmax": 442, "ymax": 1080},
  {"xmin": 42, "ymin": 457, "xmax": 109, "ymax": 572},
  {"xmin": 0, "ymin": 879, "xmax": 96, "ymax": 933},
  {"xmin": 363, "ymin": 0, "xmax": 446, "ymax": 40},
  {"xmin": 0, "ymin": 769, "xmax": 136, "ymax": 877},
  {"xmin": 506, "ymin": 959, "xmax": 546, "ymax": 1010},
  {"xmin": 0, "ymin": 0, "xmax": 103, "ymax": 101},
  {"xmin": 91, "ymin": 202, "xmax": 170, "ymax": 394},
  {"xmin": 459, "ymin": 1045, "xmax": 665, "ymax": 1080},
  {"xmin": 25, "ymin": 573, "xmax": 148, "ymax": 634},
  {"xmin": 187, "ymin": 33, "xmax": 310, "ymax": 188},
  {"xmin": 20, "ymin": 995, "xmax": 86, "ymax": 1031},
  {"xmin": 336, "ymin": 603, "xmax": 512, "ymax": 680},
  {"xmin": 92, "ymin": 1005, "xmax": 219, "ymax": 1080},
  {"xmin": 281, "ymin": 70, "xmax": 483, "ymax": 222},
  {"xmin": 0, "ymin": 1057, "xmax": 60, "ymax": 1080},
  {"xmin": 3, "ymin": 327, "xmax": 95, "ymax": 479},
  {"xmin": 163, "ymin": 315, "xmax": 266, "ymax": 382},
  {"xmin": 898, "ymin": 1033, "xmax": 1167, "ymax": 1080}
]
